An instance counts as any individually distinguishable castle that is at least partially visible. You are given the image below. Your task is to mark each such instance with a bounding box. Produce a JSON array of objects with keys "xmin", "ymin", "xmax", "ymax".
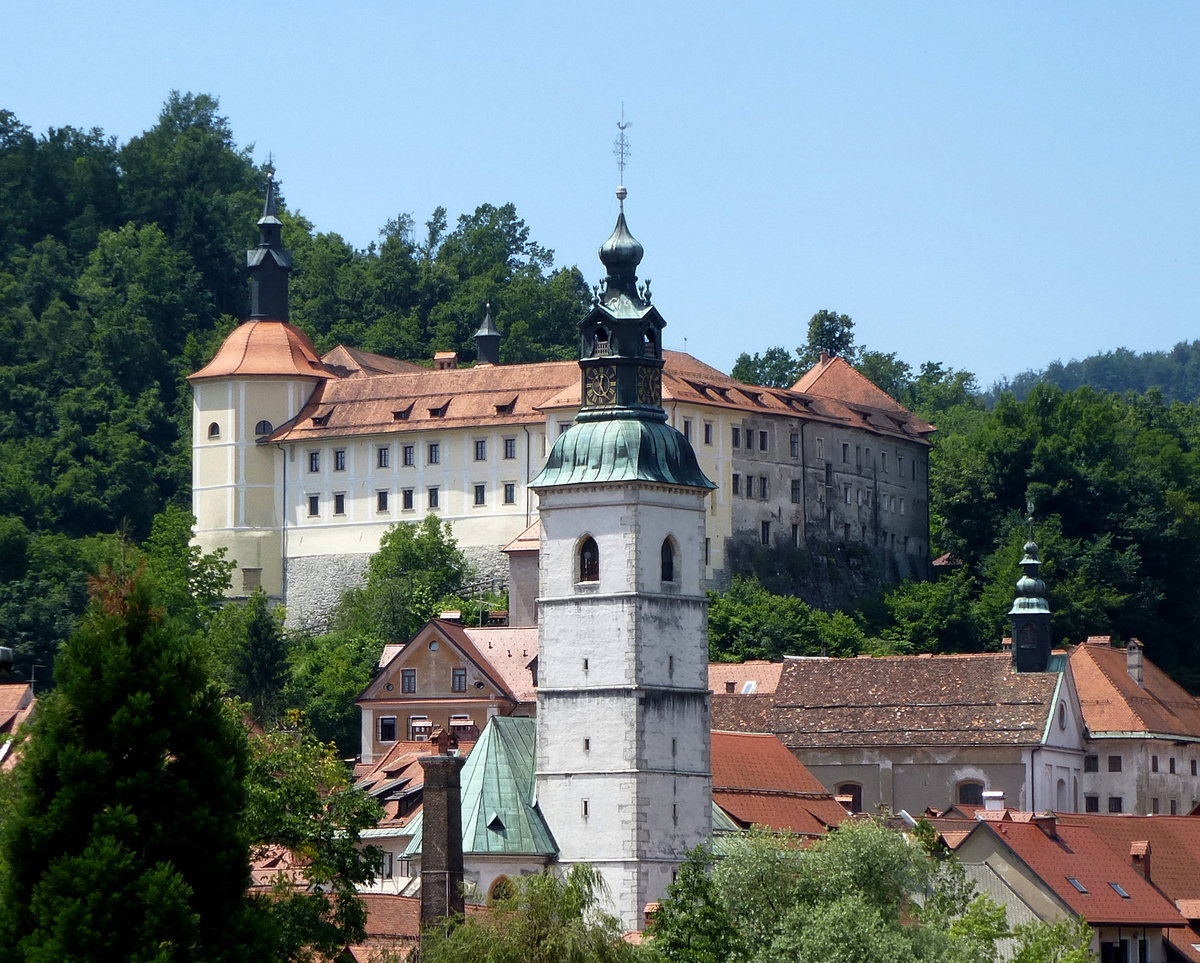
[{"xmin": 189, "ymin": 177, "xmax": 933, "ymax": 628}]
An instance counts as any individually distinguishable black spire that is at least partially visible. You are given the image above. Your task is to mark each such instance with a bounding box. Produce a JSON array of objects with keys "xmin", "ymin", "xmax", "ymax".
[
  {"xmin": 247, "ymin": 167, "xmax": 292, "ymax": 321},
  {"xmin": 1009, "ymin": 508, "xmax": 1052, "ymax": 672},
  {"xmin": 474, "ymin": 303, "xmax": 500, "ymax": 365}
]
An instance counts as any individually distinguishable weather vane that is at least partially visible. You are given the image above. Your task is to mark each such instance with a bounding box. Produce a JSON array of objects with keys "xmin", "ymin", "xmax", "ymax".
[{"xmin": 613, "ymin": 104, "xmax": 632, "ymax": 185}]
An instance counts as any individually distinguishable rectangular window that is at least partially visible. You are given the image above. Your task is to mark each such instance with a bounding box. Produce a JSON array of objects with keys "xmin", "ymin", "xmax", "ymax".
[
  {"xmin": 334, "ymin": 449, "xmax": 346, "ymax": 471},
  {"xmin": 683, "ymin": 419, "xmax": 692, "ymax": 441},
  {"xmin": 401, "ymin": 669, "xmax": 416, "ymax": 693},
  {"xmin": 581, "ymin": 799, "xmax": 590, "ymax": 818},
  {"xmin": 1152, "ymin": 797, "xmax": 1160, "ymax": 814},
  {"xmin": 1108, "ymin": 796, "xmax": 1124, "ymax": 813},
  {"xmin": 376, "ymin": 490, "xmax": 389, "ymax": 512},
  {"xmin": 897, "ymin": 455, "xmax": 903, "ymax": 477},
  {"xmin": 759, "ymin": 430, "xmax": 768, "ymax": 451},
  {"xmin": 1170, "ymin": 757, "xmax": 1176, "ymax": 774},
  {"xmin": 504, "ymin": 437, "xmax": 517, "ymax": 459},
  {"xmin": 427, "ymin": 443, "xmax": 440, "ymax": 464},
  {"xmin": 746, "ymin": 476, "xmax": 754, "ymax": 498},
  {"xmin": 503, "ymin": 482, "xmax": 516, "ymax": 504},
  {"xmin": 1108, "ymin": 755, "xmax": 1123, "ymax": 772},
  {"xmin": 790, "ymin": 432, "xmax": 800, "ymax": 458},
  {"xmin": 882, "ymin": 451, "xmax": 888, "ymax": 473},
  {"xmin": 334, "ymin": 492, "xmax": 346, "ymax": 515},
  {"xmin": 1171, "ymin": 798, "xmax": 1178, "ymax": 815},
  {"xmin": 704, "ymin": 538, "xmax": 710, "ymax": 565},
  {"xmin": 382, "ymin": 851, "xmax": 394, "ymax": 879},
  {"xmin": 1084, "ymin": 754, "xmax": 1098, "ymax": 772},
  {"xmin": 307, "ymin": 495, "xmax": 320, "ymax": 517},
  {"xmin": 452, "ymin": 668, "xmax": 466, "ymax": 692},
  {"xmin": 791, "ymin": 523, "xmax": 800, "ymax": 547},
  {"xmin": 474, "ymin": 439, "xmax": 487, "ymax": 461},
  {"xmin": 473, "ymin": 484, "xmax": 486, "ymax": 506},
  {"xmin": 379, "ymin": 716, "xmax": 397, "ymax": 742},
  {"xmin": 428, "ymin": 487, "xmax": 440, "ymax": 509},
  {"xmin": 1085, "ymin": 795, "xmax": 1100, "ymax": 813},
  {"xmin": 402, "ymin": 489, "xmax": 414, "ymax": 511},
  {"xmin": 899, "ymin": 498, "xmax": 905, "ymax": 515},
  {"xmin": 703, "ymin": 422, "xmax": 713, "ymax": 445},
  {"xmin": 1193, "ymin": 759, "xmax": 1197, "ymax": 776},
  {"xmin": 308, "ymin": 451, "xmax": 320, "ymax": 472},
  {"xmin": 377, "ymin": 446, "xmax": 389, "ymax": 469},
  {"xmin": 408, "ymin": 716, "xmax": 431, "ymax": 740},
  {"xmin": 842, "ymin": 442, "xmax": 849, "ymax": 463},
  {"xmin": 732, "ymin": 473, "xmax": 741, "ymax": 495},
  {"xmin": 402, "ymin": 444, "xmax": 415, "ymax": 466},
  {"xmin": 816, "ymin": 437, "xmax": 824, "ymax": 460},
  {"xmin": 791, "ymin": 479, "xmax": 802, "ymax": 503},
  {"xmin": 760, "ymin": 521, "xmax": 771, "ymax": 546},
  {"xmin": 731, "ymin": 426, "xmax": 741, "ymax": 448},
  {"xmin": 1152, "ymin": 755, "xmax": 1159, "ymax": 773},
  {"xmin": 856, "ymin": 445, "xmax": 862, "ymax": 467},
  {"xmin": 759, "ymin": 476, "xmax": 768, "ymax": 499},
  {"xmin": 844, "ymin": 485, "xmax": 851, "ymax": 505},
  {"xmin": 558, "ymin": 421, "xmax": 572, "ymax": 437}
]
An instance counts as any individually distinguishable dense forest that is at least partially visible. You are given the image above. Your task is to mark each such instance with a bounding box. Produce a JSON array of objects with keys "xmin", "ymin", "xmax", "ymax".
[{"xmin": 3, "ymin": 91, "xmax": 1200, "ymax": 702}]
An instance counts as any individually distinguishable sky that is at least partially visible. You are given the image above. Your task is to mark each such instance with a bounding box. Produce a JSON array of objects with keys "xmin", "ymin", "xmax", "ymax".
[{"xmin": 4, "ymin": 1, "xmax": 1198, "ymax": 389}]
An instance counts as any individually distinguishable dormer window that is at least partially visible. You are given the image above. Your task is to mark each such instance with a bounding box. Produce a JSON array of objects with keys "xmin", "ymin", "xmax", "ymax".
[
  {"xmin": 578, "ymin": 536, "xmax": 599, "ymax": 583},
  {"xmin": 207, "ymin": 422, "xmax": 220, "ymax": 439}
]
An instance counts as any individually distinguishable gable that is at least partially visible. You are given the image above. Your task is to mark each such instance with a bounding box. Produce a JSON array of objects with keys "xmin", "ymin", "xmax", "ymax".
[{"xmin": 358, "ymin": 620, "xmax": 513, "ymax": 703}]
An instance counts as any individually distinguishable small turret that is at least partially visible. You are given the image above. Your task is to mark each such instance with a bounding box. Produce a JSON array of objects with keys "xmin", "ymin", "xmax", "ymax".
[
  {"xmin": 475, "ymin": 303, "xmax": 500, "ymax": 366},
  {"xmin": 1009, "ymin": 511, "xmax": 1051, "ymax": 672},
  {"xmin": 247, "ymin": 167, "xmax": 292, "ymax": 320}
]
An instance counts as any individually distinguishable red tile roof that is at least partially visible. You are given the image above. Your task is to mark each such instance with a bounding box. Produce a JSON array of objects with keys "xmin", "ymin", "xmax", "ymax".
[
  {"xmin": 322, "ymin": 345, "xmax": 426, "ymax": 377},
  {"xmin": 975, "ymin": 819, "xmax": 1184, "ymax": 927},
  {"xmin": 459, "ymin": 626, "xmax": 538, "ymax": 703},
  {"xmin": 710, "ymin": 731, "xmax": 849, "ymax": 835},
  {"xmin": 1070, "ymin": 639, "xmax": 1200, "ymax": 737},
  {"xmin": 500, "ymin": 520, "xmax": 540, "ymax": 554},
  {"xmin": 188, "ymin": 320, "xmax": 331, "ymax": 381},
  {"xmin": 708, "ymin": 661, "xmax": 783, "ymax": 697},
  {"xmin": 714, "ymin": 653, "xmax": 1064, "ymax": 748}
]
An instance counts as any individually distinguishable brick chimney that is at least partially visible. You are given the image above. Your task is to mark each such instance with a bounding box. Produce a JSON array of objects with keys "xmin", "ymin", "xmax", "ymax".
[
  {"xmin": 1130, "ymin": 840, "xmax": 1152, "ymax": 881},
  {"xmin": 1126, "ymin": 638, "xmax": 1144, "ymax": 687},
  {"xmin": 419, "ymin": 729, "xmax": 466, "ymax": 933},
  {"xmin": 1031, "ymin": 813, "xmax": 1057, "ymax": 839},
  {"xmin": 433, "ymin": 351, "xmax": 458, "ymax": 370}
]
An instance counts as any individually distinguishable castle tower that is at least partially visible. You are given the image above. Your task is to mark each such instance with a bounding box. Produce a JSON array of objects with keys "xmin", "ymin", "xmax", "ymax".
[
  {"xmin": 1010, "ymin": 511, "xmax": 1052, "ymax": 672},
  {"xmin": 188, "ymin": 169, "xmax": 328, "ymax": 600},
  {"xmin": 530, "ymin": 186, "xmax": 716, "ymax": 930}
]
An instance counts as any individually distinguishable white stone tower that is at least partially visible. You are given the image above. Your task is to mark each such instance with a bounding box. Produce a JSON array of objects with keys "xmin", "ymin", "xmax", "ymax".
[
  {"xmin": 188, "ymin": 170, "xmax": 327, "ymax": 600},
  {"xmin": 530, "ymin": 186, "xmax": 715, "ymax": 930}
]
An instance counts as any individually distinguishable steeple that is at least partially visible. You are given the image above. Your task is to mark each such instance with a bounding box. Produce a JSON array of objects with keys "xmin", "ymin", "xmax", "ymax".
[
  {"xmin": 531, "ymin": 186, "xmax": 712, "ymax": 490},
  {"xmin": 1009, "ymin": 508, "xmax": 1052, "ymax": 672},
  {"xmin": 474, "ymin": 303, "xmax": 500, "ymax": 366},
  {"xmin": 247, "ymin": 166, "xmax": 293, "ymax": 321}
]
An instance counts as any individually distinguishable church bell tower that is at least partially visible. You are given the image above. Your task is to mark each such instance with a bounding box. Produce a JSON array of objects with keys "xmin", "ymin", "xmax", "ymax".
[{"xmin": 530, "ymin": 183, "xmax": 715, "ymax": 930}]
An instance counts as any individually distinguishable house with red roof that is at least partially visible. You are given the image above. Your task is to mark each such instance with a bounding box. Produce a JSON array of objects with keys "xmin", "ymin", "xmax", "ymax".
[
  {"xmin": 957, "ymin": 812, "xmax": 1187, "ymax": 961},
  {"xmin": 1071, "ymin": 637, "xmax": 1200, "ymax": 818},
  {"xmin": 0, "ymin": 681, "xmax": 35, "ymax": 771}
]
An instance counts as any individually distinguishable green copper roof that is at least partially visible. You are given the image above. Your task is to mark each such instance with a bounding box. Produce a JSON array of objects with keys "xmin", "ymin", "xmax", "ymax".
[
  {"xmin": 530, "ymin": 416, "xmax": 715, "ymax": 490},
  {"xmin": 403, "ymin": 716, "xmax": 557, "ymax": 858}
]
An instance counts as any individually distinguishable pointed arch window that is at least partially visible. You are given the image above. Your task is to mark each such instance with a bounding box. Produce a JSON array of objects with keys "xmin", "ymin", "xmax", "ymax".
[
  {"xmin": 661, "ymin": 537, "xmax": 676, "ymax": 583},
  {"xmin": 578, "ymin": 536, "xmax": 599, "ymax": 583}
]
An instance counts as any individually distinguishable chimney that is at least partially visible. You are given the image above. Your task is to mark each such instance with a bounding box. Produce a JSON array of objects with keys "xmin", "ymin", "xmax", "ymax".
[
  {"xmin": 819, "ymin": 350, "xmax": 829, "ymax": 364},
  {"xmin": 1130, "ymin": 840, "xmax": 1152, "ymax": 881},
  {"xmin": 434, "ymin": 351, "xmax": 458, "ymax": 370},
  {"xmin": 1126, "ymin": 638, "xmax": 1144, "ymax": 687},
  {"xmin": 419, "ymin": 730, "xmax": 466, "ymax": 936},
  {"xmin": 982, "ymin": 790, "xmax": 1006, "ymax": 812},
  {"xmin": 1031, "ymin": 813, "xmax": 1057, "ymax": 839},
  {"xmin": 724, "ymin": 681, "xmax": 736, "ymax": 693}
]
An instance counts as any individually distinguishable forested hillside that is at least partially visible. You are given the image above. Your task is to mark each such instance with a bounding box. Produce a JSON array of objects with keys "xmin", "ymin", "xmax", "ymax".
[
  {"xmin": 3, "ymin": 92, "xmax": 1199, "ymax": 694},
  {"xmin": 0, "ymin": 92, "xmax": 586, "ymax": 680}
]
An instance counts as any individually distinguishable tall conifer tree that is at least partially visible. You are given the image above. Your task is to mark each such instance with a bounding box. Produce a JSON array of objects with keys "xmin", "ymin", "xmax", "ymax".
[{"xmin": 0, "ymin": 568, "xmax": 261, "ymax": 962}]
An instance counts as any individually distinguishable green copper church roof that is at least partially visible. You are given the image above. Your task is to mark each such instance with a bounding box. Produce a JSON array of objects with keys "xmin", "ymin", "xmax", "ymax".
[
  {"xmin": 530, "ymin": 416, "xmax": 715, "ymax": 490},
  {"xmin": 403, "ymin": 716, "xmax": 557, "ymax": 858}
]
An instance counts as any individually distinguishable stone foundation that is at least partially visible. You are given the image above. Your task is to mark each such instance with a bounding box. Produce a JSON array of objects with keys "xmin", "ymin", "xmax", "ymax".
[{"xmin": 283, "ymin": 553, "xmax": 371, "ymax": 632}]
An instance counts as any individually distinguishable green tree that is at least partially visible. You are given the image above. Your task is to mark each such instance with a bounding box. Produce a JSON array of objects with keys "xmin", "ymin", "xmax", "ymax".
[
  {"xmin": 207, "ymin": 589, "xmax": 289, "ymax": 727},
  {"xmin": 730, "ymin": 347, "xmax": 802, "ymax": 388},
  {"xmin": 143, "ymin": 504, "xmax": 234, "ymax": 634},
  {"xmin": 0, "ymin": 567, "xmax": 262, "ymax": 961},
  {"xmin": 420, "ymin": 864, "xmax": 646, "ymax": 963},
  {"xmin": 648, "ymin": 847, "xmax": 740, "ymax": 963},
  {"xmin": 797, "ymin": 309, "xmax": 859, "ymax": 368},
  {"xmin": 1009, "ymin": 916, "xmax": 1093, "ymax": 963},
  {"xmin": 242, "ymin": 721, "xmax": 382, "ymax": 961}
]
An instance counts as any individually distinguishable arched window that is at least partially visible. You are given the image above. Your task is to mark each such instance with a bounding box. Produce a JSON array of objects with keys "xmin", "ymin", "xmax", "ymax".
[
  {"xmin": 592, "ymin": 326, "xmax": 609, "ymax": 357},
  {"xmin": 207, "ymin": 422, "xmax": 220, "ymax": 439},
  {"xmin": 254, "ymin": 419, "xmax": 273, "ymax": 436},
  {"xmin": 1056, "ymin": 778, "xmax": 1068, "ymax": 811},
  {"xmin": 957, "ymin": 781, "xmax": 985, "ymax": 807},
  {"xmin": 488, "ymin": 876, "xmax": 515, "ymax": 903},
  {"xmin": 660, "ymin": 537, "xmax": 676, "ymax": 582},
  {"xmin": 642, "ymin": 326, "xmax": 657, "ymax": 357},
  {"xmin": 578, "ymin": 536, "xmax": 599, "ymax": 582},
  {"xmin": 835, "ymin": 782, "xmax": 863, "ymax": 813}
]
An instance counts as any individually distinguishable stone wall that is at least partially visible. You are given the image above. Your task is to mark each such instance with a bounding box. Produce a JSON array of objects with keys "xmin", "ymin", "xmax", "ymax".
[{"xmin": 284, "ymin": 553, "xmax": 370, "ymax": 632}]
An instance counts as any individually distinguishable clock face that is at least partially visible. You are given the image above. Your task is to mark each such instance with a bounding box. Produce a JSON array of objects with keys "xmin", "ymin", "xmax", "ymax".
[
  {"xmin": 585, "ymin": 365, "xmax": 617, "ymax": 406},
  {"xmin": 637, "ymin": 366, "xmax": 661, "ymax": 405}
]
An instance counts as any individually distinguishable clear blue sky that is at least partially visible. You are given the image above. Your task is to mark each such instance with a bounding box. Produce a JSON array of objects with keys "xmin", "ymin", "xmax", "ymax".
[{"xmin": 5, "ymin": 1, "xmax": 1197, "ymax": 388}]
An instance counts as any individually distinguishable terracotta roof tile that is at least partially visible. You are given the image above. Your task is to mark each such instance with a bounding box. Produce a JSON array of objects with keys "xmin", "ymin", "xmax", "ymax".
[
  {"xmin": 977, "ymin": 819, "xmax": 1184, "ymax": 927},
  {"xmin": 708, "ymin": 661, "xmax": 784, "ymax": 696},
  {"xmin": 321, "ymin": 345, "xmax": 426, "ymax": 377},
  {"xmin": 1070, "ymin": 641, "xmax": 1200, "ymax": 737},
  {"xmin": 500, "ymin": 520, "xmax": 540, "ymax": 554},
  {"xmin": 722, "ymin": 653, "xmax": 1062, "ymax": 748},
  {"xmin": 188, "ymin": 320, "xmax": 331, "ymax": 381},
  {"xmin": 460, "ymin": 626, "xmax": 539, "ymax": 703}
]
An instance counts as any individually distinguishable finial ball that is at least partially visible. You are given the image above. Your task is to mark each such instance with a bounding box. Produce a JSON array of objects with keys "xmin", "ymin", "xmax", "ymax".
[{"xmin": 616, "ymin": 185, "xmax": 628, "ymax": 202}]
